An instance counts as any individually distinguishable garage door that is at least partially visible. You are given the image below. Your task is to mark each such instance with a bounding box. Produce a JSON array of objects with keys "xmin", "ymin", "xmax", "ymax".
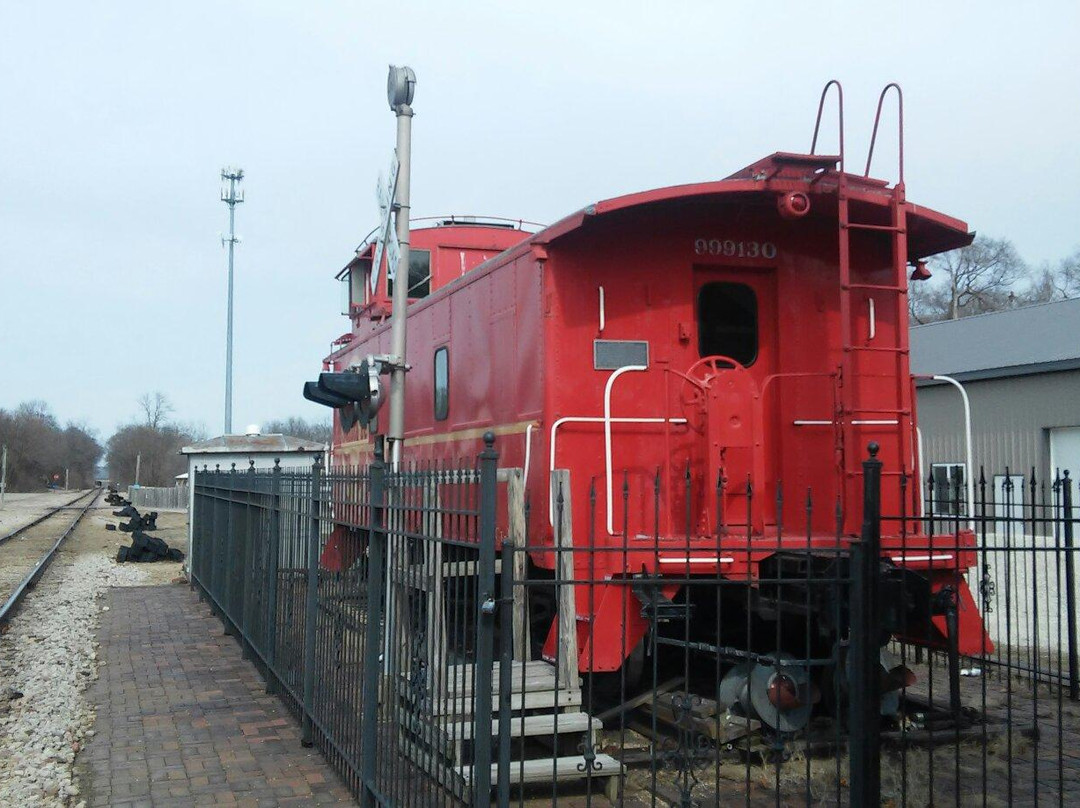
[{"xmin": 1050, "ymin": 426, "xmax": 1080, "ymax": 481}]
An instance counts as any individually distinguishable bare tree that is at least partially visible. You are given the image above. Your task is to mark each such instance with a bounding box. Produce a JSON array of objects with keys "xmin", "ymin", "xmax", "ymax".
[
  {"xmin": 910, "ymin": 236, "xmax": 1027, "ymax": 323},
  {"xmin": 261, "ymin": 416, "xmax": 332, "ymax": 445},
  {"xmin": 137, "ymin": 391, "xmax": 174, "ymax": 429}
]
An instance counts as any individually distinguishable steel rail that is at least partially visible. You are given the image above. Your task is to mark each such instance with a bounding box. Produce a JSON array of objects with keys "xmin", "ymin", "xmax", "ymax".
[
  {"xmin": 0, "ymin": 489, "xmax": 95, "ymax": 546},
  {"xmin": 0, "ymin": 489, "xmax": 100, "ymax": 625}
]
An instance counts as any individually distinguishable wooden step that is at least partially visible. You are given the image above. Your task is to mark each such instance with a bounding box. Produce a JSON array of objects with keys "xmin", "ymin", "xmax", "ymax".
[
  {"xmin": 441, "ymin": 660, "xmax": 580, "ymax": 698},
  {"xmin": 439, "ymin": 711, "xmax": 601, "ymax": 741},
  {"xmin": 433, "ymin": 686, "xmax": 583, "ymax": 716},
  {"xmin": 390, "ymin": 559, "xmax": 502, "ymax": 591},
  {"xmin": 459, "ymin": 753, "xmax": 624, "ymax": 786}
]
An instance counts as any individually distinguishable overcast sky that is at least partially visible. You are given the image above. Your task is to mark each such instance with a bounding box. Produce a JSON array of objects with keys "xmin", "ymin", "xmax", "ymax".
[{"xmin": 1, "ymin": 1, "xmax": 1077, "ymax": 439}]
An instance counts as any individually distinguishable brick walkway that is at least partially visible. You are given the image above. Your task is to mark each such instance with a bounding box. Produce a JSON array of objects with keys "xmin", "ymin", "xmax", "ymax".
[{"xmin": 78, "ymin": 585, "xmax": 354, "ymax": 807}]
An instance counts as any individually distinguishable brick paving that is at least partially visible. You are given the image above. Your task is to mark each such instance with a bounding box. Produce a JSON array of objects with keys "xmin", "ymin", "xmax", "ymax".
[{"xmin": 77, "ymin": 585, "xmax": 354, "ymax": 807}]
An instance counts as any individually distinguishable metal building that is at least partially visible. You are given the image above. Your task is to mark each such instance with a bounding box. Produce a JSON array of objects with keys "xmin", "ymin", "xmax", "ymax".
[
  {"xmin": 179, "ymin": 432, "xmax": 326, "ymax": 573},
  {"xmin": 911, "ymin": 297, "xmax": 1080, "ymax": 513}
]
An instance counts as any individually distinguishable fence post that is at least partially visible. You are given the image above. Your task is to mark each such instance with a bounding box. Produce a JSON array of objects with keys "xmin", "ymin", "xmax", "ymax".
[
  {"xmin": 265, "ymin": 459, "xmax": 282, "ymax": 694},
  {"xmin": 301, "ymin": 454, "xmax": 323, "ymax": 747},
  {"xmin": 473, "ymin": 433, "xmax": 499, "ymax": 807},
  {"xmin": 497, "ymin": 536, "xmax": 514, "ymax": 807},
  {"xmin": 360, "ymin": 437, "xmax": 387, "ymax": 806},
  {"xmin": 849, "ymin": 442, "xmax": 882, "ymax": 808},
  {"xmin": 1063, "ymin": 471, "xmax": 1079, "ymax": 701},
  {"xmin": 224, "ymin": 464, "xmax": 237, "ymax": 635}
]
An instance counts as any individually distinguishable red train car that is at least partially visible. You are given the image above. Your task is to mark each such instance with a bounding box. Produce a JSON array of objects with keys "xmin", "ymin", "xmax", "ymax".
[{"xmin": 318, "ymin": 88, "xmax": 990, "ymax": 682}]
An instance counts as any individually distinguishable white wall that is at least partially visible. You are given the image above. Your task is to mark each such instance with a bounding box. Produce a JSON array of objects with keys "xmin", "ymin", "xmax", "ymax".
[{"xmin": 184, "ymin": 451, "xmax": 322, "ymax": 574}]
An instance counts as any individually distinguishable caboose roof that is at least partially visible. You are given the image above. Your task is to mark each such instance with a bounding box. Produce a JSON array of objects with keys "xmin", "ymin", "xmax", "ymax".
[{"xmin": 529, "ymin": 152, "xmax": 973, "ymax": 260}]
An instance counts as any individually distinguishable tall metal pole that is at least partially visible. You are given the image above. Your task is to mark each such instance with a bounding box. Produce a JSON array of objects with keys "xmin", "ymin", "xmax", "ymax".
[
  {"xmin": 387, "ymin": 66, "xmax": 415, "ymax": 466},
  {"xmin": 135, "ymin": 453, "xmax": 141, "ymax": 487},
  {"xmin": 220, "ymin": 167, "xmax": 245, "ymax": 435},
  {"xmin": 0, "ymin": 445, "xmax": 7, "ymax": 509}
]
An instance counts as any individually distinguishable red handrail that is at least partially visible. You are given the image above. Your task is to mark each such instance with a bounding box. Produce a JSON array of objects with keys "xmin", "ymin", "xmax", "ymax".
[{"xmin": 864, "ymin": 83, "xmax": 905, "ymax": 185}]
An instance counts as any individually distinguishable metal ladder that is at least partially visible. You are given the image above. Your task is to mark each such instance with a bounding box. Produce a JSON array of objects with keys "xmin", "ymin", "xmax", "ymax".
[{"xmin": 812, "ymin": 82, "xmax": 911, "ymax": 516}]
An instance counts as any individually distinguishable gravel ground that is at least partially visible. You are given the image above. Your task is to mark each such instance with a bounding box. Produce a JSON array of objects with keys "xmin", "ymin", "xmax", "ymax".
[{"xmin": 0, "ymin": 500, "xmax": 187, "ymax": 807}]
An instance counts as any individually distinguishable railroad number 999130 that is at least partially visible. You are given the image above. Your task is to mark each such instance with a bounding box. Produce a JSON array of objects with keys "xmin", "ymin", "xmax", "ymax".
[{"xmin": 694, "ymin": 238, "xmax": 778, "ymax": 259}]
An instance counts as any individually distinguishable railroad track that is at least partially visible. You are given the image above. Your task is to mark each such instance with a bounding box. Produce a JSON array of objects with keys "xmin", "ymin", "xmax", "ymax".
[{"xmin": 0, "ymin": 489, "xmax": 100, "ymax": 625}]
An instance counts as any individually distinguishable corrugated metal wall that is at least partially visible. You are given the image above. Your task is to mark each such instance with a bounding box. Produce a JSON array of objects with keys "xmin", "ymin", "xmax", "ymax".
[{"xmin": 916, "ymin": 370, "xmax": 1080, "ymax": 480}]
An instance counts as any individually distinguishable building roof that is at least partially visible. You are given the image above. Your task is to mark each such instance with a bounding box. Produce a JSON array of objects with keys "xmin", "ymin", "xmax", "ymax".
[
  {"xmin": 911, "ymin": 297, "xmax": 1080, "ymax": 382},
  {"xmin": 179, "ymin": 434, "xmax": 325, "ymax": 455}
]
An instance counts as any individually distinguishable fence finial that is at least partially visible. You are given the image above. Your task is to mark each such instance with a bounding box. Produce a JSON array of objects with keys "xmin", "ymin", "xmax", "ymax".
[
  {"xmin": 274, "ymin": 457, "xmax": 280, "ymax": 469},
  {"xmin": 867, "ymin": 441, "xmax": 880, "ymax": 458},
  {"xmin": 483, "ymin": 430, "xmax": 495, "ymax": 449}
]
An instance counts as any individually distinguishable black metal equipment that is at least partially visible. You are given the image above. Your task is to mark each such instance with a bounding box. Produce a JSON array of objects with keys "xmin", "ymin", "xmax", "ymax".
[{"xmin": 302, "ymin": 358, "xmax": 385, "ymax": 432}]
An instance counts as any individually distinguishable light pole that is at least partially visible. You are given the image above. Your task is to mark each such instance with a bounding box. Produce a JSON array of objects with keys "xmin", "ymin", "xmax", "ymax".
[
  {"xmin": 220, "ymin": 167, "xmax": 245, "ymax": 435},
  {"xmin": 386, "ymin": 66, "xmax": 415, "ymax": 466}
]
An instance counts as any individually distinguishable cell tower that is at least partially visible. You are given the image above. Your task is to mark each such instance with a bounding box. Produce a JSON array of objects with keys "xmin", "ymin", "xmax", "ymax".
[{"xmin": 220, "ymin": 167, "xmax": 244, "ymax": 435}]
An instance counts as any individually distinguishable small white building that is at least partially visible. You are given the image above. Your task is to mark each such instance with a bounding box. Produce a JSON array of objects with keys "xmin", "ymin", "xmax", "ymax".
[{"xmin": 179, "ymin": 431, "xmax": 326, "ymax": 573}]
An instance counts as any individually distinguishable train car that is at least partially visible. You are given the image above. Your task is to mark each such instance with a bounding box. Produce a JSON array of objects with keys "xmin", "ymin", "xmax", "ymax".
[{"xmin": 313, "ymin": 87, "xmax": 991, "ymax": 696}]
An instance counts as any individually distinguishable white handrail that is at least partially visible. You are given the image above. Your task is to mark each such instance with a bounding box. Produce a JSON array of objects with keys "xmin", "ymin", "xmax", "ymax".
[
  {"xmin": 523, "ymin": 423, "xmax": 534, "ymax": 490},
  {"xmin": 605, "ymin": 366, "xmax": 647, "ymax": 535},
  {"xmin": 547, "ymin": 414, "xmax": 688, "ymax": 527},
  {"xmin": 931, "ymin": 374, "xmax": 974, "ymax": 529},
  {"xmin": 916, "ymin": 425, "xmax": 925, "ymax": 518}
]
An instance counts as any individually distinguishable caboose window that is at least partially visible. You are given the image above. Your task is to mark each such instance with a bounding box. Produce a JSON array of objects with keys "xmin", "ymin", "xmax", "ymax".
[
  {"xmin": 387, "ymin": 249, "xmax": 431, "ymax": 299},
  {"xmin": 697, "ymin": 282, "xmax": 758, "ymax": 365},
  {"xmin": 434, "ymin": 346, "xmax": 449, "ymax": 421}
]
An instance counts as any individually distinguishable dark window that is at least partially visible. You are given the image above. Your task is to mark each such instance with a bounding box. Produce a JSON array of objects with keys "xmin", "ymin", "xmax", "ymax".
[
  {"xmin": 387, "ymin": 249, "xmax": 431, "ymax": 299},
  {"xmin": 931, "ymin": 463, "xmax": 966, "ymax": 517},
  {"xmin": 434, "ymin": 347, "xmax": 449, "ymax": 421},
  {"xmin": 697, "ymin": 282, "xmax": 758, "ymax": 364}
]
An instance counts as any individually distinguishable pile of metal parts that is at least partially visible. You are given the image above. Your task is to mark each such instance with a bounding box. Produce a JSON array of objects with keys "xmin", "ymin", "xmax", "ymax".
[{"xmin": 108, "ymin": 506, "xmax": 183, "ymax": 563}]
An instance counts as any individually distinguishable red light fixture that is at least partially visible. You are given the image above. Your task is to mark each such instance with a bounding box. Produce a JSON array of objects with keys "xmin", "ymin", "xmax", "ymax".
[{"xmin": 909, "ymin": 260, "xmax": 931, "ymax": 281}]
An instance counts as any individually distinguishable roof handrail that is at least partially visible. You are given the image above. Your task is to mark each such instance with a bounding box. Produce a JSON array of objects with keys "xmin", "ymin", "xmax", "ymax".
[
  {"xmin": 864, "ymin": 83, "xmax": 905, "ymax": 186},
  {"xmin": 810, "ymin": 80, "xmax": 845, "ymax": 173}
]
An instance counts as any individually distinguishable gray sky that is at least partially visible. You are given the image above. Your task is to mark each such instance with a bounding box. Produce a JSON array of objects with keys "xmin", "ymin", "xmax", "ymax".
[{"xmin": 2, "ymin": 1, "xmax": 1077, "ymax": 439}]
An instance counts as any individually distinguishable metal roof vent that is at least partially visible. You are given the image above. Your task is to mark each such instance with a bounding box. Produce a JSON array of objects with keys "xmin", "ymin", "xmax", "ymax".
[{"xmin": 245, "ymin": 424, "xmax": 261, "ymax": 436}]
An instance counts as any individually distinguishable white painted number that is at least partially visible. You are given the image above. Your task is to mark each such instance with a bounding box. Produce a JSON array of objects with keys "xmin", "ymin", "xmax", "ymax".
[{"xmin": 694, "ymin": 239, "xmax": 778, "ymax": 259}]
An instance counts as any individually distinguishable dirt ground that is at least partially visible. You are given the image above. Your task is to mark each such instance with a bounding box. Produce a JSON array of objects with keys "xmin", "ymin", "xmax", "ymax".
[{"xmin": 62, "ymin": 498, "xmax": 187, "ymax": 584}]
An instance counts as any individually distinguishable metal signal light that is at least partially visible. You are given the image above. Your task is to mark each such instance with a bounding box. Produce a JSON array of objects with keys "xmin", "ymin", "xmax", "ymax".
[{"xmin": 302, "ymin": 358, "xmax": 386, "ymax": 432}]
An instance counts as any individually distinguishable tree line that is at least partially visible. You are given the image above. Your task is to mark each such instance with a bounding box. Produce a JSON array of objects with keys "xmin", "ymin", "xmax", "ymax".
[
  {"xmin": 0, "ymin": 392, "xmax": 329, "ymax": 493},
  {"xmin": 910, "ymin": 237, "xmax": 1079, "ymax": 323},
  {"xmin": 0, "ymin": 402, "xmax": 102, "ymax": 491}
]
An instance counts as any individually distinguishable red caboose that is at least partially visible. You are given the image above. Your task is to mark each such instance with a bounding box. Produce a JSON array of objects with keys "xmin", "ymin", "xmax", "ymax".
[{"xmin": 319, "ymin": 90, "xmax": 989, "ymax": 678}]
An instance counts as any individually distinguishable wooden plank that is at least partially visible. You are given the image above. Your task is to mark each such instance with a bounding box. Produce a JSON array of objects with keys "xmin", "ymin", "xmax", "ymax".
[
  {"xmin": 459, "ymin": 753, "xmax": 623, "ymax": 786},
  {"xmin": 551, "ymin": 469, "xmax": 579, "ymax": 692},
  {"xmin": 594, "ymin": 676, "xmax": 684, "ymax": 723},
  {"xmin": 429, "ymin": 688, "xmax": 583, "ymax": 716},
  {"xmin": 388, "ymin": 559, "xmax": 502, "ymax": 591},
  {"xmin": 423, "ymin": 477, "xmax": 447, "ymax": 704},
  {"xmin": 436, "ymin": 711, "xmax": 601, "ymax": 741},
  {"xmin": 505, "ymin": 468, "xmax": 530, "ymax": 662}
]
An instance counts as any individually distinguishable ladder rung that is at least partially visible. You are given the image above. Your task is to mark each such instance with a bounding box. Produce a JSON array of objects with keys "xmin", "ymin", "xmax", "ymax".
[
  {"xmin": 838, "ymin": 406, "xmax": 907, "ymax": 412},
  {"xmin": 843, "ymin": 222, "xmax": 905, "ymax": 233},
  {"xmin": 847, "ymin": 470, "xmax": 909, "ymax": 478},
  {"xmin": 845, "ymin": 346, "xmax": 908, "ymax": 354},
  {"xmin": 844, "ymin": 283, "xmax": 907, "ymax": 292}
]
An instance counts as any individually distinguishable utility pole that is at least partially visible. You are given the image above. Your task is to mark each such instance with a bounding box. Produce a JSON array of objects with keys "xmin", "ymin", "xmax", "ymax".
[
  {"xmin": 135, "ymin": 453, "xmax": 142, "ymax": 487},
  {"xmin": 0, "ymin": 445, "xmax": 7, "ymax": 509},
  {"xmin": 65, "ymin": 468, "xmax": 69, "ymax": 490},
  {"xmin": 386, "ymin": 66, "xmax": 415, "ymax": 466},
  {"xmin": 220, "ymin": 167, "xmax": 245, "ymax": 435}
]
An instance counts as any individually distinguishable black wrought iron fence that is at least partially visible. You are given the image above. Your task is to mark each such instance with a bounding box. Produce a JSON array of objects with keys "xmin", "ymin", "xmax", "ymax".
[
  {"xmin": 191, "ymin": 439, "xmax": 1080, "ymax": 808},
  {"xmin": 191, "ymin": 437, "xmax": 499, "ymax": 807}
]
